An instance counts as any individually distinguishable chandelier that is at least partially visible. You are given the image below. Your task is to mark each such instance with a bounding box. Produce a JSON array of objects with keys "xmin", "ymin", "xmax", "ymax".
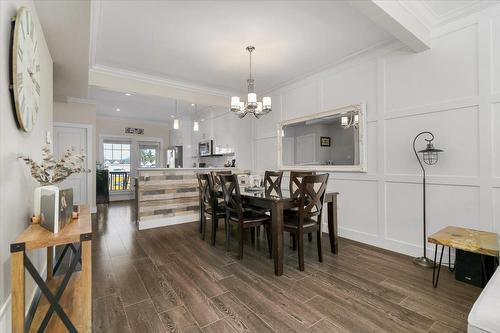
[
  {"xmin": 341, "ymin": 114, "xmax": 359, "ymax": 129},
  {"xmin": 230, "ymin": 46, "xmax": 271, "ymax": 118}
]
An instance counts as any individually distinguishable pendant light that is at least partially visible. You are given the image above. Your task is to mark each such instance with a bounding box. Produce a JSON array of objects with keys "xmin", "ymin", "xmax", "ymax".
[{"xmin": 173, "ymin": 100, "xmax": 179, "ymax": 130}]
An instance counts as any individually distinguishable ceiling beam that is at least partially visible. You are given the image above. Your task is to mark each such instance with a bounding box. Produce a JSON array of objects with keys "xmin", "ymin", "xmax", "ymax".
[{"xmin": 348, "ymin": 0, "xmax": 431, "ymax": 52}]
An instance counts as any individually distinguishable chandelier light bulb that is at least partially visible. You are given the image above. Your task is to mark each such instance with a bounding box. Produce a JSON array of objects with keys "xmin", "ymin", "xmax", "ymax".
[
  {"xmin": 173, "ymin": 119, "xmax": 179, "ymax": 130},
  {"xmin": 193, "ymin": 121, "xmax": 199, "ymax": 131},
  {"xmin": 263, "ymin": 96, "xmax": 271, "ymax": 109},
  {"xmin": 231, "ymin": 96, "xmax": 240, "ymax": 109},
  {"xmin": 341, "ymin": 116, "xmax": 348, "ymax": 126}
]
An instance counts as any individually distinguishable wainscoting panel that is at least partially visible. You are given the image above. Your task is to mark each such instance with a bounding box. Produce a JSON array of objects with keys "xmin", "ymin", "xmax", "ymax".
[
  {"xmin": 385, "ymin": 182, "xmax": 422, "ymax": 246},
  {"xmin": 385, "ymin": 106, "xmax": 479, "ymax": 177},
  {"xmin": 333, "ymin": 179, "xmax": 379, "ymax": 237},
  {"xmin": 494, "ymin": 103, "xmax": 500, "ymax": 177},
  {"xmin": 384, "ymin": 24, "xmax": 478, "ymax": 113},
  {"xmin": 491, "ymin": 15, "xmax": 500, "ymax": 94},
  {"xmin": 252, "ymin": 6, "xmax": 500, "ymax": 259},
  {"xmin": 254, "ymin": 137, "xmax": 278, "ymax": 174},
  {"xmin": 426, "ymin": 184, "xmax": 481, "ymax": 233},
  {"xmin": 321, "ymin": 60, "xmax": 378, "ymax": 121},
  {"xmin": 367, "ymin": 121, "xmax": 378, "ymax": 174},
  {"xmin": 282, "ymin": 80, "xmax": 320, "ymax": 120}
]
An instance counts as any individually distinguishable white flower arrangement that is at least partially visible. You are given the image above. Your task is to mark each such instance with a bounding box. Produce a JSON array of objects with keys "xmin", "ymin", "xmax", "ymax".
[{"xmin": 18, "ymin": 146, "xmax": 90, "ymax": 186}]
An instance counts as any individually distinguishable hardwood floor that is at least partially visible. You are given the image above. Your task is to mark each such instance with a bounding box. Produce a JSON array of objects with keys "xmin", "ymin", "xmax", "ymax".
[{"xmin": 92, "ymin": 201, "xmax": 481, "ymax": 333}]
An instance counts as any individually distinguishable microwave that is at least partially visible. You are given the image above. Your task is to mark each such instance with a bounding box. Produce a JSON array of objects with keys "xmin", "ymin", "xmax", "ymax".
[{"xmin": 199, "ymin": 140, "xmax": 214, "ymax": 157}]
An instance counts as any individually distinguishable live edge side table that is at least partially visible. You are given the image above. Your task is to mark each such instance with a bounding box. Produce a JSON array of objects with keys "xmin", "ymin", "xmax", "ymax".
[
  {"xmin": 10, "ymin": 205, "xmax": 92, "ymax": 333},
  {"xmin": 428, "ymin": 226, "xmax": 499, "ymax": 288}
]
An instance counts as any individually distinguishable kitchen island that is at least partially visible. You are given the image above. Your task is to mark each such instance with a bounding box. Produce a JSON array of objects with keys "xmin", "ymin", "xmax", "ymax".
[{"xmin": 136, "ymin": 167, "xmax": 247, "ymax": 230}]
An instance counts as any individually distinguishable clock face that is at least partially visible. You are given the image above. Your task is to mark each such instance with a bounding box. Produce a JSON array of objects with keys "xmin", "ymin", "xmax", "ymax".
[{"xmin": 12, "ymin": 7, "xmax": 40, "ymax": 132}]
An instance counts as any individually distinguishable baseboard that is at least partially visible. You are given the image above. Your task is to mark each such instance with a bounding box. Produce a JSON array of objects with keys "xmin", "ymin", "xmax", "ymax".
[
  {"xmin": 138, "ymin": 214, "xmax": 199, "ymax": 230},
  {"xmin": 0, "ymin": 264, "xmax": 47, "ymax": 332}
]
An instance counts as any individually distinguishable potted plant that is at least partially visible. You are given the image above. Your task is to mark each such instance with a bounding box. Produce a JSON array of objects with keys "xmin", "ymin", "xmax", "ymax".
[{"xmin": 18, "ymin": 146, "xmax": 90, "ymax": 232}]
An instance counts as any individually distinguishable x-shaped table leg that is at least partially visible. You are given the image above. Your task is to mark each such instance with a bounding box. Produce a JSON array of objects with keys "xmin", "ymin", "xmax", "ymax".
[{"xmin": 24, "ymin": 244, "xmax": 81, "ymax": 332}]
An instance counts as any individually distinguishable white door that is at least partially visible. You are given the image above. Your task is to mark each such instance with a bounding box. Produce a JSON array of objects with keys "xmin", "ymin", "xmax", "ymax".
[{"xmin": 53, "ymin": 125, "xmax": 88, "ymax": 205}]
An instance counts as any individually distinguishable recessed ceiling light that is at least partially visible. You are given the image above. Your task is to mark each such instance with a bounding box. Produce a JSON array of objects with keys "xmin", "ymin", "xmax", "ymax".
[
  {"xmin": 191, "ymin": 103, "xmax": 195, "ymax": 107},
  {"xmin": 125, "ymin": 93, "xmax": 131, "ymax": 96},
  {"xmin": 116, "ymin": 108, "xmax": 121, "ymax": 112}
]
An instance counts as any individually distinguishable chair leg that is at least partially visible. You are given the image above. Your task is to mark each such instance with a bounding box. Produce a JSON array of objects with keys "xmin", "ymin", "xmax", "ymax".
[
  {"xmin": 265, "ymin": 224, "xmax": 272, "ymax": 259},
  {"xmin": 211, "ymin": 214, "xmax": 217, "ymax": 246},
  {"xmin": 225, "ymin": 217, "xmax": 230, "ymax": 252},
  {"xmin": 308, "ymin": 233, "xmax": 313, "ymax": 242},
  {"xmin": 298, "ymin": 230, "xmax": 305, "ymax": 271},
  {"xmin": 237, "ymin": 224, "xmax": 244, "ymax": 260},
  {"xmin": 201, "ymin": 211, "xmax": 206, "ymax": 240},
  {"xmin": 251, "ymin": 227, "xmax": 256, "ymax": 245},
  {"xmin": 317, "ymin": 230, "xmax": 323, "ymax": 262}
]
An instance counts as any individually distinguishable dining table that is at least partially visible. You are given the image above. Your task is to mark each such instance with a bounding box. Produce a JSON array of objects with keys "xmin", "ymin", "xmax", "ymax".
[{"xmin": 239, "ymin": 187, "xmax": 339, "ymax": 276}]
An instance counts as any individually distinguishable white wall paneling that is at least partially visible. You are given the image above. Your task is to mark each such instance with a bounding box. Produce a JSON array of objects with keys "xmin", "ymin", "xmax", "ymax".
[{"xmin": 252, "ymin": 5, "xmax": 500, "ymax": 258}]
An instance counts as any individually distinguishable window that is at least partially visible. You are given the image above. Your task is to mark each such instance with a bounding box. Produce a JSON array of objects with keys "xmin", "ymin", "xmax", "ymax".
[
  {"xmin": 103, "ymin": 141, "xmax": 131, "ymax": 191},
  {"xmin": 139, "ymin": 143, "xmax": 159, "ymax": 168}
]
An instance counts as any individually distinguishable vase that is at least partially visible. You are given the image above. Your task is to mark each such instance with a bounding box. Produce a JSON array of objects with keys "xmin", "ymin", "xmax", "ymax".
[{"xmin": 34, "ymin": 185, "xmax": 60, "ymax": 233}]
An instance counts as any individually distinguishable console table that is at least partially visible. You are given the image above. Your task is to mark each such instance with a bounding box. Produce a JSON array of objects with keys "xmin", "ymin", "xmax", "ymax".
[
  {"xmin": 428, "ymin": 226, "xmax": 499, "ymax": 288},
  {"xmin": 10, "ymin": 205, "xmax": 92, "ymax": 333}
]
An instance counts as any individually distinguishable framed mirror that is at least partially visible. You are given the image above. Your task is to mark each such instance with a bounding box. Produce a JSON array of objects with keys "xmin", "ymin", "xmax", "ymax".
[{"xmin": 277, "ymin": 103, "xmax": 367, "ymax": 172}]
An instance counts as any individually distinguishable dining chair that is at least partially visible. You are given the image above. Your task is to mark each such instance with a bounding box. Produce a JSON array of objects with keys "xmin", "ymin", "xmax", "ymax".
[
  {"xmin": 210, "ymin": 170, "xmax": 232, "ymax": 190},
  {"xmin": 288, "ymin": 171, "xmax": 316, "ymax": 248},
  {"xmin": 284, "ymin": 173, "xmax": 329, "ymax": 271},
  {"xmin": 197, "ymin": 173, "xmax": 225, "ymax": 246},
  {"xmin": 254, "ymin": 170, "xmax": 284, "ymax": 238},
  {"xmin": 219, "ymin": 174, "xmax": 272, "ymax": 260}
]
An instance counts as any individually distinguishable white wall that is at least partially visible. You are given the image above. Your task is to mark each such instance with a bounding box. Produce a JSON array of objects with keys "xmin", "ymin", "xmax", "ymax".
[
  {"xmin": 211, "ymin": 110, "xmax": 253, "ymax": 170},
  {"xmin": 0, "ymin": 1, "xmax": 53, "ymax": 331},
  {"xmin": 54, "ymin": 101, "xmax": 97, "ymax": 211},
  {"xmin": 253, "ymin": 5, "xmax": 500, "ymax": 258}
]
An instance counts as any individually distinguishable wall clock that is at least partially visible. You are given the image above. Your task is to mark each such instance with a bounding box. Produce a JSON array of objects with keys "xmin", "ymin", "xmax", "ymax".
[{"xmin": 10, "ymin": 7, "xmax": 40, "ymax": 132}]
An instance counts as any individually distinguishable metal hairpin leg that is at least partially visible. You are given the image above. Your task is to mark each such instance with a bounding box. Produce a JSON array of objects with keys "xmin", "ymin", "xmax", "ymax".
[
  {"xmin": 480, "ymin": 255, "xmax": 489, "ymax": 285},
  {"xmin": 432, "ymin": 244, "xmax": 444, "ymax": 288},
  {"xmin": 24, "ymin": 245, "xmax": 81, "ymax": 332}
]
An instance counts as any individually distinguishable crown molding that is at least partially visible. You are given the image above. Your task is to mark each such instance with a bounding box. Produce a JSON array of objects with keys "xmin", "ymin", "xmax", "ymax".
[
  {"xmin": 89, "ymin": 65, "xmax": 240, "ymax": 98},
  {"xmin": 66, "ymin": 96, "xmax": 98, "ymax": 105}
]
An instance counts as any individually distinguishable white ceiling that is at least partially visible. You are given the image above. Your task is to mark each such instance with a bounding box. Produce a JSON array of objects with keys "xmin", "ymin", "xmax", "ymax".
[
  {"xmin": 91, "ymin": 0, "xmax": 393, "ymax": 94},
  {"xmin": 88, "ymin": 87, "xmax": 219, "ymax": 123}
]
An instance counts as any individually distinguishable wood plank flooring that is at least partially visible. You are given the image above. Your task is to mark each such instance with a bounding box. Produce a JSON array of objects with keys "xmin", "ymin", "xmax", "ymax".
[{"xmin": 92, "ymin": 201, "xmax": 481, "ymax": 333}]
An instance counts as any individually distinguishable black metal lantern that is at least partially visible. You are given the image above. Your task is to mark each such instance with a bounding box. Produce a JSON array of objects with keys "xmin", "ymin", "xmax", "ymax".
[
  {"xmin": 412, "ymin": 131, "xmax": 443, "ymax": 268},
  {"xmin": 419, "ymin": 142, "xmax": 443, "ymax": 165}
]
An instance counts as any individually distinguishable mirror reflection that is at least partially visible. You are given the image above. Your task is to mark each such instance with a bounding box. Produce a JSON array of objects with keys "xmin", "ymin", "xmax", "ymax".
[{"xmin": 280, "ymin": 106, "xmax": 363, "ymax": 169}]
